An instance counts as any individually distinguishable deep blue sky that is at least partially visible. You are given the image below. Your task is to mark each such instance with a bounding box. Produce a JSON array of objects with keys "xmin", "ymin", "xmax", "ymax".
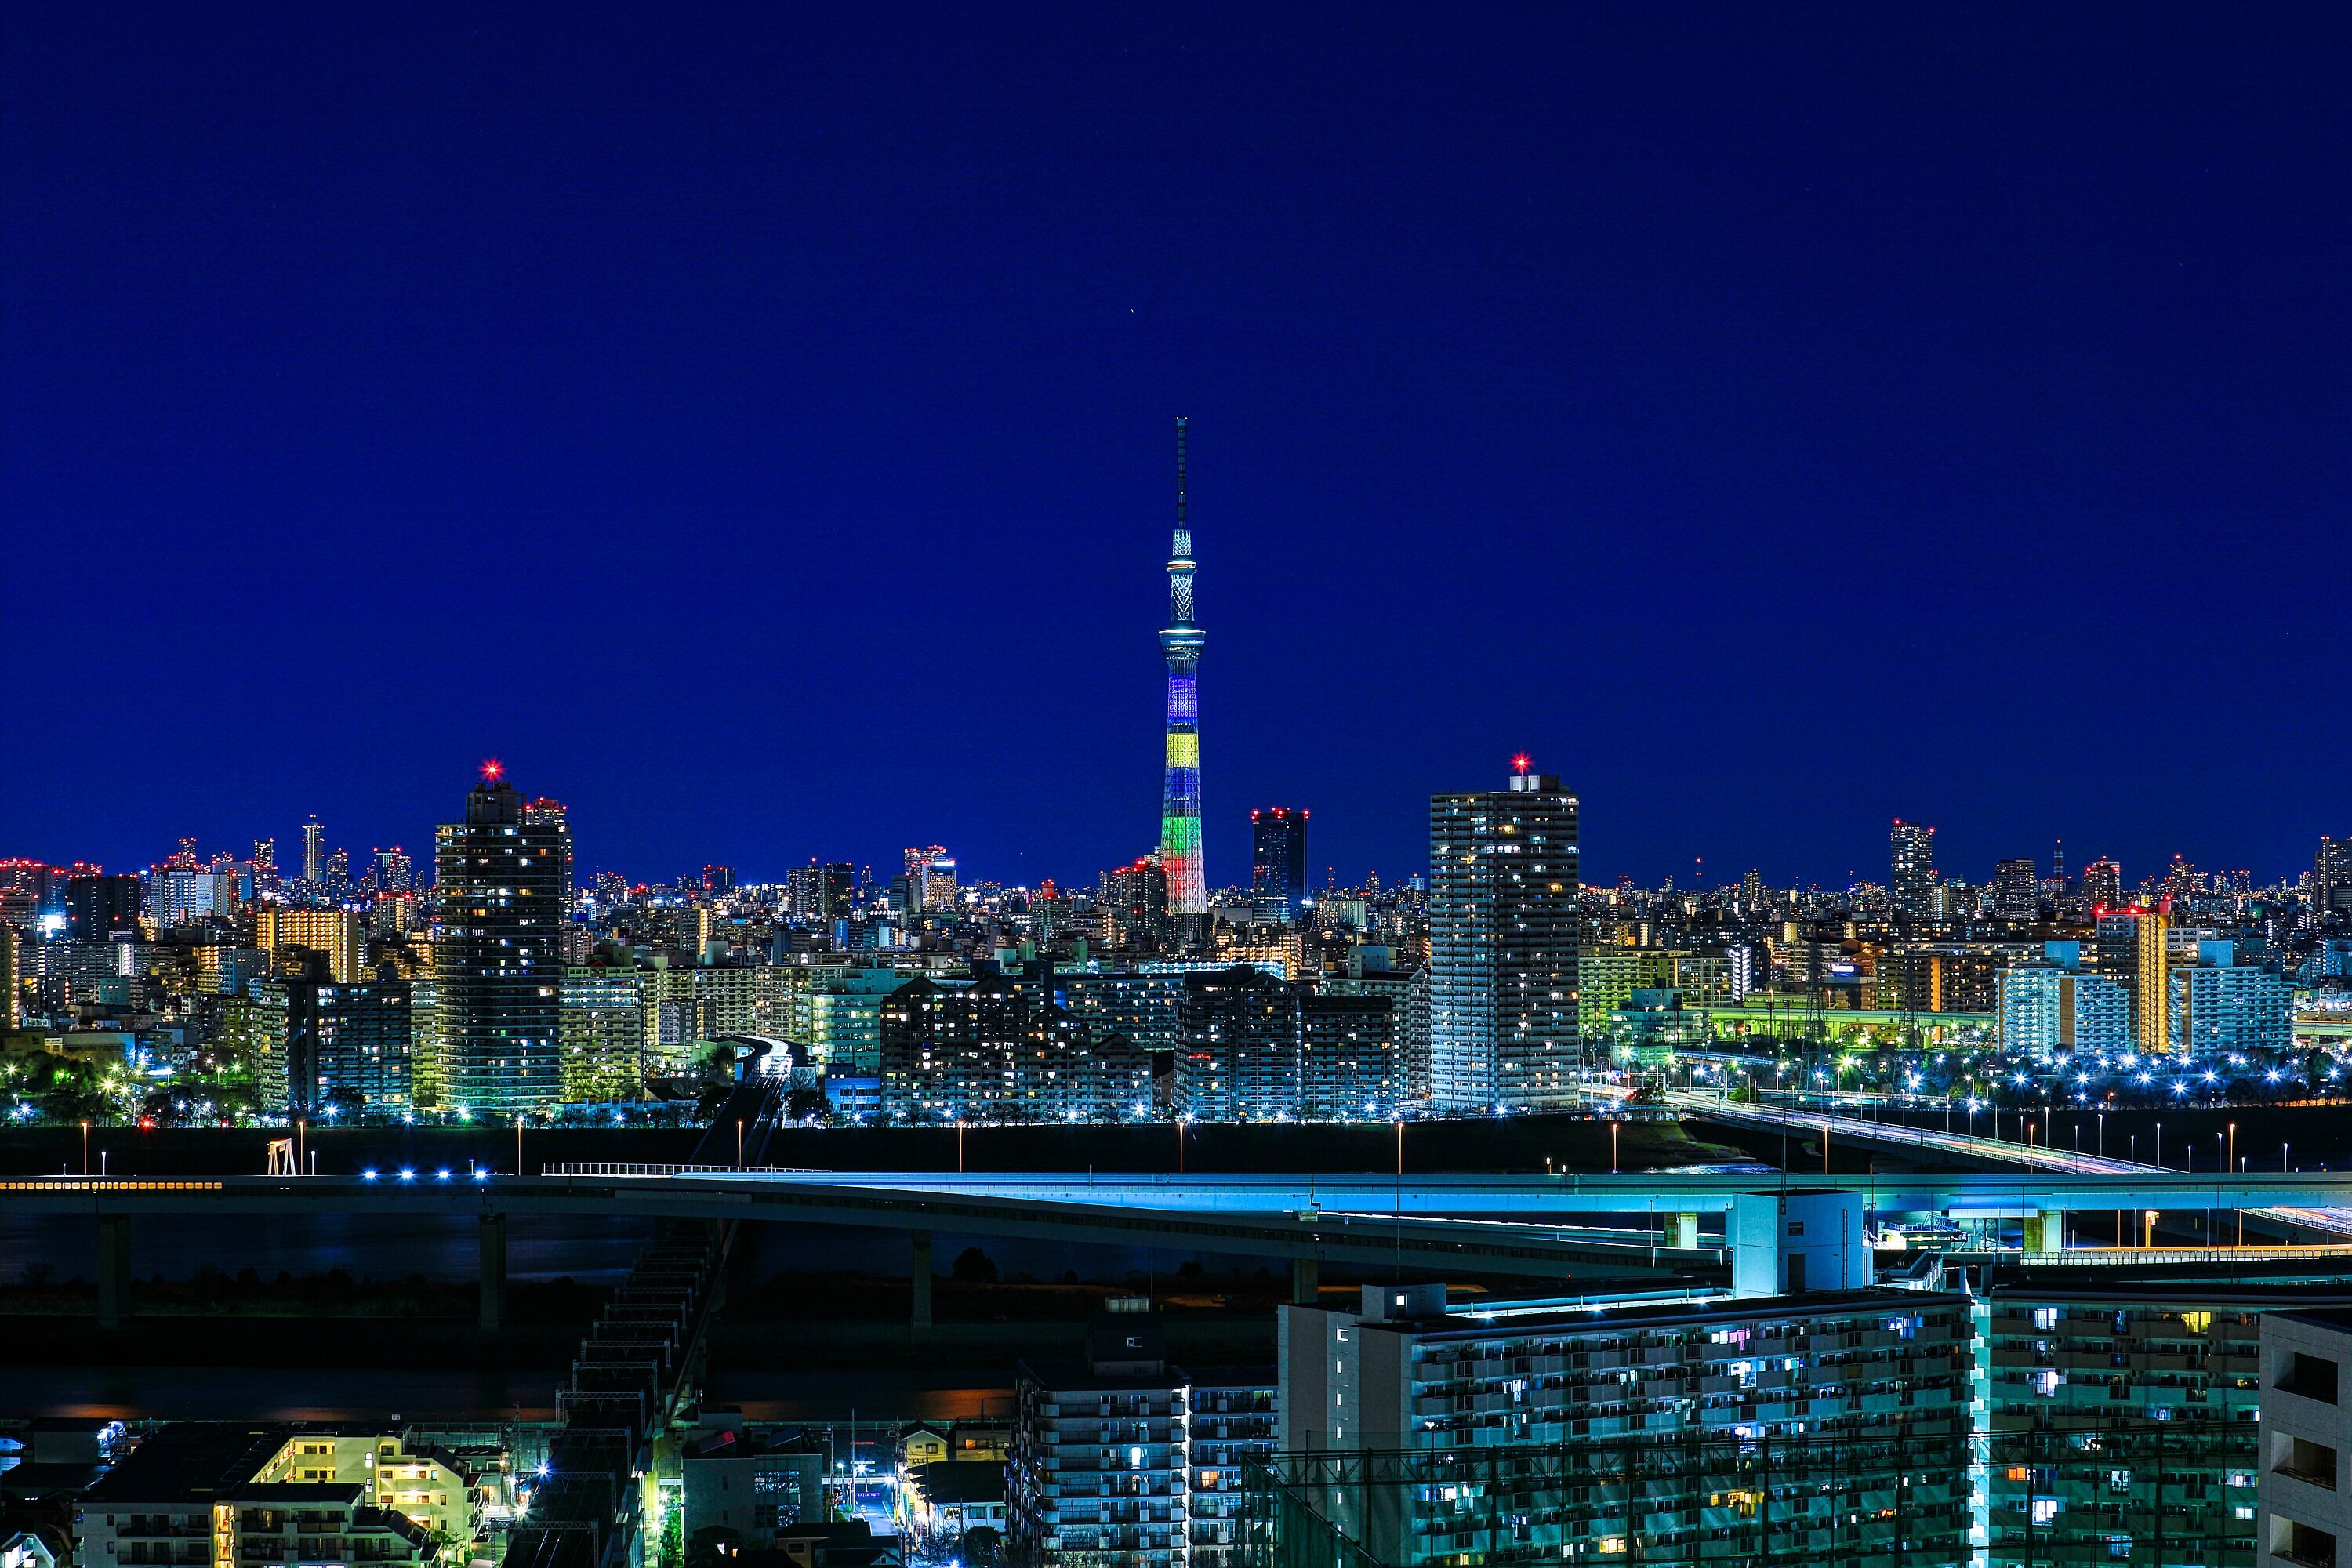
[{"xmin": 5, "ymin": 6, "xmax": 2345, "ymax": 894}]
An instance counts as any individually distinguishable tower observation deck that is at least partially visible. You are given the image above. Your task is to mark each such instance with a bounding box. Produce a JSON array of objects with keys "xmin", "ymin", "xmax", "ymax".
[{"xmin": 1158, "ymin": 417, "xmax": 1206, "ymax": 914}]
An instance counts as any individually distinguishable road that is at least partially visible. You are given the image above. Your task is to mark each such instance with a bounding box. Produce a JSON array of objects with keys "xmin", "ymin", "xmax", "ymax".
[{"xmin": 1664, "ymin": 1087, "xmax": 2352, "ymax": 1238}]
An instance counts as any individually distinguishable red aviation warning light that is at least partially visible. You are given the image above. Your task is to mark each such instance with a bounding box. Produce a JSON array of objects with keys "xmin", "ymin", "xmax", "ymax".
[
  {"xmin": 1511, "ymin": 753, "xmax": 1533, "ymax": 775},
  {"xmin": 481, "ymin": 758, "xmax": 504, "ymax": 782}
]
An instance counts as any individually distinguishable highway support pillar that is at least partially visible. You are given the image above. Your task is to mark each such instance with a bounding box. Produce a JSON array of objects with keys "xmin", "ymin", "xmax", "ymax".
[
  {"xmin": 910, "ymin": 1230, "xmax": 933, "ymax": 1333},
  {"xmin": 479, "ymin": 1213, "xmax": 507, "ymax": 1334},
  {"xmin": 2023, "ymin": 1210, "xmax": 2064, "ymax": 1256},
  {"xmin": 1290, "ymin": 1255, "xmax": 1319, "ymax": 1306},
  {"xmin": 96, "ymin": 1214, "xmax": 130, "ymax": 1330},
  {"xmin": 1670, "ymin": 1213, "xmax": 1700, "ymax": 1250}
]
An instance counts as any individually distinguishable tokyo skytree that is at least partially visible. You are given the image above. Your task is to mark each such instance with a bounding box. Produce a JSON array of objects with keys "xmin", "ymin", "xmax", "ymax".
[{"xmin": 1157, "ymin": 417, "xmax": 1206, "ymax": 914}]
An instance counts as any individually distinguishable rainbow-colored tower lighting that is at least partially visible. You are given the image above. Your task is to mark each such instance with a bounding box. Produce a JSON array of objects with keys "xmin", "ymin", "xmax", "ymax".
[{"xmin": 1158, "ymin": 416, "xmax": 1206, "ymax": 915}]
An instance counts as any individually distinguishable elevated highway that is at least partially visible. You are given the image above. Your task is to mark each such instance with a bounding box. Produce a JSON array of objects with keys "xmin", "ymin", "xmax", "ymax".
[
  {"xmin": 13, "ymin": 1163, "xmax": 2352, "ymax": 1229},
  {"xmin": 1664, "ymin": 1087, "xmax": 2352, "ymax": 1239}
]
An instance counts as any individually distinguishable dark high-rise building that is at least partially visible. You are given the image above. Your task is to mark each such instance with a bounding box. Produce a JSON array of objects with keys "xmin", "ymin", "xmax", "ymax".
[
  {"xmin": 1172, "ymin": 967, "xmax": 1400, "ymax": 1121},
  {"xmin": 1740, "ymin": 868, "xmax": 1767, "ymax": 916},
  {"xmin": 1889, "ymin": 821, "xmax": 1936, "ymax": 922},
  {"xmin": 1428, "ymin": 759, "xmax": 1580, "ymax": 1112},
  {"xmin": 2082, "ymin": 857, "xmax": 2122, "ymax": 910},
  {"xmin": 2318, "ymin": 835, "xmax": 2352, "ymax": 916},
  {"xmin": 1249, "ymin": 807, "xmax": 1309, "ymax": 920},
  {"xmin": 286, "ymin": 977, "xmax": 412, "ymax": 1118},
  {"xmin": 1098, "ymin": 858, "xmax": 1170, "ymax": 946},
  {"xmin": 432, "ymin": 765, "xmax": 572, "ymax": 1113},
  {"xmin": 787, "ymin": 860, "xmax": 855, "ymax": 920},
  {"xmin": 1993, "ymin": 858, "xmax": 2041, "ymax": 924},
  {"xmin": 66, "ymin": 873, "xmax": 140, "ymax": 940},
  {"xmin": 1157, "ymin": 418, "xmax": 1206, "ymax": 916}
]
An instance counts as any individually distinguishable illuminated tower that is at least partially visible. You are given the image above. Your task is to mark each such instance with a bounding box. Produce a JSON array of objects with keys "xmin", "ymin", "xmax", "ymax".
[{"xmin": 1157, "ymin": 417, "xmax": 1206, "ymax": 915}]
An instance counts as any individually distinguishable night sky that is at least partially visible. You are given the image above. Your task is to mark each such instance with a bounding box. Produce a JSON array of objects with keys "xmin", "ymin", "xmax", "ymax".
[{"xmin": 5, "ymin": 7, "xmax": 2345, "ymax": 894}]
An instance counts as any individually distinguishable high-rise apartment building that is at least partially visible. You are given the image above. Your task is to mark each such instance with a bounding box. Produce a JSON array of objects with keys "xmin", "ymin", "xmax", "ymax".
[
  {"xmin": 1669, "ymin": 943, "xmax": 1752, "ymax": 1007},
  {"xmin": 1889, "ymin": 820, "xmax": 1936, "ymax": 921},
  {"xmin": 2165, "ymin": 854, "xmax": 2199, "ymax": 902},
  {"xmin": 147, "ymin": 862, "xmax": 238, "ymax": 926},
  {"xmin": 373, "ymin": 847, "xmax": 414, "ymax": 894},
  {"xmin": 1157, "ymin": 417, "xmax": 1206, "ymax": 916},
  {"xmin": 2169, "ymin": 940, "xmax": 2294, "ymax": 1058},
  {"xmin": 301, "ymin": 816, "xmax": 326, "ymax": 885},
  {"xmin": 1977, "ymin": 1285, "xmax": 2352, "ymax": 1568},
  {"xmin": 1098, "ymin": 858, "xmax": 1170, "ymax": 948},
  {"xmin": 256, "ymin": 906, "xmax": 367, "ymax": 985},
  {"xmin": 879, "ymin": 974, "xmax": 1121, "ymax": 1123},
  {"xmin": 1010, "ymin": 1301, "xmax": 1274, "ymax": 1568},
  {"xmin": 2082, "ymin": 856, "xmax": 2122, "ymax": 909},
  {"xmin": 559, "ymin": 960, "xmax": 648, "ymax": 1103},
  {"xmin": 1577, "ymin": 944, "xmax": 1675, "ymax": 1036},
  {"xmin": 65, "ymin": 873, "xmax": 140, "ymax": 940},
  {"xmin": 1993, "ymin": 856, "xmax": 2041, "ymax": 923},
  {"xmin": 2319, "ymin": 835, "xmax": 2352, "ymax": 916},
  {"xmin": 1171, "ymin": 967, "xmax": 1398, "ymax": 1120},
  {"xmin": 1428, "ymin": 761, "xmax": 1579, "ymax": 1112},
  {"xmin": 1998, "ymin": 942, "xmax": 2130, "ymax": 1058},
  {"xmin": 1279, "ymin": 1284, "xmax": 1973, "ymax": 1567},
  {"xmin": 787, "ymin": 861, "xmax": 855, "ymax": 920},
  {"xmin": 2135, "ymin": 908, "xmax": 2172, "ymax": 1054},
  {"xmin": 1247, "ymin": 808, "xmax": 1308, "ymax": 920},
  {"xmin": 2259, "ymin": 1311, "xmax": 2352, "ymax": 1568},
  {"xmin": 432, "ymin": 767, "xmax": 572, "ymax": 1113},
  {"xmin": 902, "ymin": 846, "xmax": 958, "ymax": 913},
  {"xmin": 285, "ymin": 978, "xmax": 412, "ymax": 1116},
  {"xmin": 780, "ymin": 963, "xmax": 903, "ymax": 1080}
]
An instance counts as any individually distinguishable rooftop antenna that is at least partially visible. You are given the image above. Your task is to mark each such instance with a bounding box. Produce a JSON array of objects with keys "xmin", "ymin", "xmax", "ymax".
[{"xmin": 1173, "ymin": 415, "xmax": 1189, "ymax": 557}]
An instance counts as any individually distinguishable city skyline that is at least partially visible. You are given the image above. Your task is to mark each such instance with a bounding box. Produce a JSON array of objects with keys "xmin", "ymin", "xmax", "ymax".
[
  {"xmin": 5, "ymin": 771, "xmax": 2336, "ymax": 905},
  {"xmin": 9, "ymin": 11, "xmax": 2352, "ymax": 1563},
  {"xmin": 4, "ymin": 9, "xmax": 2343, "ymax": 898}
]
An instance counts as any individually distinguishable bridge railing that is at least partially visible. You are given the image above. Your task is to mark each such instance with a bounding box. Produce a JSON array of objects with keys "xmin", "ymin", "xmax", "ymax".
[
  {"xmin": 2024, "ymin": 1243, "xmax": 2352, "ymax": 1265},
  {"xmin": 538, "ymin": 1161, "xmax": 829, "ymax": 1178}
]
